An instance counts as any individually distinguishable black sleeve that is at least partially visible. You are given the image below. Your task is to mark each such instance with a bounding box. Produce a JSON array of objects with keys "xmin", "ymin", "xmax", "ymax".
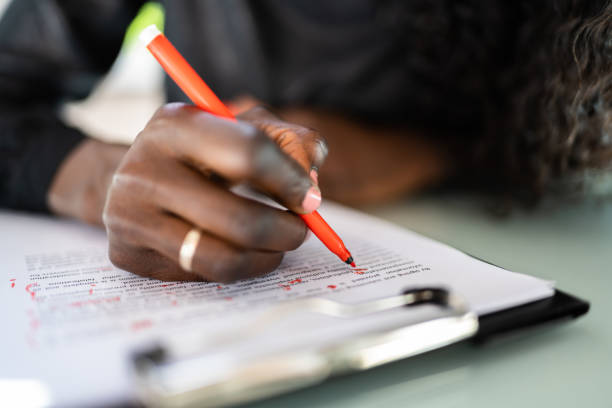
[{"xmin": 0, "ymin": 0, "xmax": 145, "ymax": 212}]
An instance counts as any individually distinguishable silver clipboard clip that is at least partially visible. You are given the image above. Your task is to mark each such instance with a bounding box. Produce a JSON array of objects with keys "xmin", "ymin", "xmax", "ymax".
[{"xmin": 132, "ymin": 287, "xmax": 478, "ymax": 407}]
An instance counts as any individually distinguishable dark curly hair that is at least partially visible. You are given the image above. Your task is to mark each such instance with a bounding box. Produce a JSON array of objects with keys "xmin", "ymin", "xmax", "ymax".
[{"xmin": 378, "ymin": 0, "xmax": 611, "ymax": 203}]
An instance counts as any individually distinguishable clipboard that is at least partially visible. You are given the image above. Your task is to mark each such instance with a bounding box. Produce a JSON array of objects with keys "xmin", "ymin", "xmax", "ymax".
[{"xmin": 131, "ymin": 287, "xmax": 588, "ymax": 408}]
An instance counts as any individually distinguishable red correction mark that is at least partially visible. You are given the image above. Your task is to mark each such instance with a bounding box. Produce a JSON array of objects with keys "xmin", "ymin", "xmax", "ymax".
[
  {"xmin": 352, "ymin": 268, "xmax": 368, "ymax": 275},
  {"xmin": 327, "ymin": 285, "xmax": 337, "ymax": 289},
  {"xmin": 10, "ymin": 278, "xmax": 16, "ymax": 288},
  {"xmin": 130, "ymin": 319, "xmax": 153, "ymax": 331},
  {"xmin": 217, "ymin": 285, "xmax": 223, "ymax": 290},
  {"xmin": 89, "ymin": 284, "xmax": 96, "ymax": 295},
  {"xmin": 279, "ymin": 277, "xmax": 303, "ymax": 291},
  {"xmin": 70, "ymin": 296, "xmax": 120, "ymax": 308},
  {"xmin": 30, "ymin": 319, "xmax": 40, "ymax": 330},
  {"xmin": 25, "ymin": 283, "xmax": 38, "ymax": 299}
]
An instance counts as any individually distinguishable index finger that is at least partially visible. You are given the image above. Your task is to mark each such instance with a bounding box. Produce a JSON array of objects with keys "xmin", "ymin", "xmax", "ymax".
[
  {"xmin": 238, "ymin": 106, "xmax": 328, "ymax": 173},
  {"xmin": 146, "ymin": 103, "xmax": 322, "ymax": 214}
]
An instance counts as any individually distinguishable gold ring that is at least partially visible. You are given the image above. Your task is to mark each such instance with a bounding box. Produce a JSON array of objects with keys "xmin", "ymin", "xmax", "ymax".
[{"xmin": 179, "ymin": 228, "xmax": 201, "ymax": 272}]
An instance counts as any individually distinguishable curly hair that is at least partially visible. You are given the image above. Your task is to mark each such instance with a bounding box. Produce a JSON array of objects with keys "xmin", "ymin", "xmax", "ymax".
[{"xmin": 378, "ymin": 0, "xmax": 612, "ymax": 203}]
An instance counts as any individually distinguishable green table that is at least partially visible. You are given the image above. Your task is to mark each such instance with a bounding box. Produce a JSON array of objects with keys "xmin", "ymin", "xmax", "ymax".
[{"xmin": 247, "ymin": 195, "xmax": 611, "ymax": 408}]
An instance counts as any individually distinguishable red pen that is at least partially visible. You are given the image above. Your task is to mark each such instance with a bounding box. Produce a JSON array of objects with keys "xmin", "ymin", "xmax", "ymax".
[{"xmin": 140, "ymin": 25, "xmax": 355, "ymax": 267}]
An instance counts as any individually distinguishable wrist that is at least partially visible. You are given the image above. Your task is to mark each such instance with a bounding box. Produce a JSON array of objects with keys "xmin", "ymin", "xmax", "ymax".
[{"xmin": 47, "ymin": 139, "xmax": 128, "ymax": 226}]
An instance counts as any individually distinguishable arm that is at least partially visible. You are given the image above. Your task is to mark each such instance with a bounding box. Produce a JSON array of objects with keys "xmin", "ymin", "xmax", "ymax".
[
  {"xmin": 0, "ymin": 1, "xmax": 327, "ymax": 283},
  {"xmin": 224, "ymin": 97, "xmax": 451, "ymax": 206},
  {"xmin": 0, "ymin": 1, "xmax": 441, "ymax": 283},
  {"xmin": 276, "ymin": 107, "xmax": 451, "ymax": 205}
]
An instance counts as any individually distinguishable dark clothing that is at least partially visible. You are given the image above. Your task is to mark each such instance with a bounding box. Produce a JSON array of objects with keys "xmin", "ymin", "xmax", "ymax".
[
  {"xmin": 0, "ymin": 0, "xmax": 417, "ymax": 212},
  {"xmin": 0, "ymin": 0, "xmax": 143, "ymax": 211},
  {"xmin": 163, "ymin": 1, "xmax": 408, "ymax": 119},
  {"xmin": 7, "ymin": 0, "xmax": 516, "ymax": 212}
]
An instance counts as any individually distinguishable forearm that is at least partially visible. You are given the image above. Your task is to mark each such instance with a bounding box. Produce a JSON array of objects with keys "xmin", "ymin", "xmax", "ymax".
[
  {"xmin": 42, "ymin": 105, "xmax": 447, "ymax": 229},
  {"xmin": 47, "ymin": 139, "xmax": 128, "ymax": 226},
  {"xmin": 276, "ymin": 107, "xmax": 451, "ymax": 205}
]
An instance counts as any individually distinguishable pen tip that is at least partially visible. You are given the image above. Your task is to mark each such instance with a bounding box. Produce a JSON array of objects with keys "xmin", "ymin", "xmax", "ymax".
[{"xmin": 344, "ymin": 256, "xmax": 355, "ymax": 267}]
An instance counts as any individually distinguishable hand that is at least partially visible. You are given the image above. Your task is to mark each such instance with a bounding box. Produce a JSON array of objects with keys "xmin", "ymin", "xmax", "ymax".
[{"xmin": 101, "ymin": 104, "xmax": 327, "ymax": 282}]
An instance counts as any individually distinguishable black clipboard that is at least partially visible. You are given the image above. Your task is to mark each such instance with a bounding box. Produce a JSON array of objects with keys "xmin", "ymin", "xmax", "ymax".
[{"xmin": 474, "ymin": 289, "xmax": 589, "ymax": 343}]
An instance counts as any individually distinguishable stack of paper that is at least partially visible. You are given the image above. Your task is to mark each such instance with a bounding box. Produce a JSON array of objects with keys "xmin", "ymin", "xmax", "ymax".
[{"xmin": 0, "ymin": 203, "xmax": 553, "ymax": 406}]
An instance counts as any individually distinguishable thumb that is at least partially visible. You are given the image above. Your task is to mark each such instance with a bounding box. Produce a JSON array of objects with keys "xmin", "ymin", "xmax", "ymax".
[
  {"xmin": 236, "ymin": 123, "xmax": 322, "ymax": 214},
  {"xmin": 238, "ymin": 106, "xmax": 328, "ymax": 179}
]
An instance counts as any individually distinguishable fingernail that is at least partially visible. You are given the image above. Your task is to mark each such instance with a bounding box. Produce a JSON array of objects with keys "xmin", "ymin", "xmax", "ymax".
[
  {"xmin": 302, "ymin": 186, "xmax": 321, "ymax": 213},
  {"xmin": 309, "ymin": 169, "xmax": 319, "ymax": 184}
]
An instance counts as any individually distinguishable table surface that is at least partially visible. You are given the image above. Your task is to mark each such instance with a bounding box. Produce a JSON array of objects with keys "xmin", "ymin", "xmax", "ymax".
[{"xmin": 246, "ymin": 194, "xmax": 611, "ymax": 408}]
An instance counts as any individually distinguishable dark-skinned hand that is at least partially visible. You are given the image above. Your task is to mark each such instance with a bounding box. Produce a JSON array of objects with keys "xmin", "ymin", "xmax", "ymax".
[{"xmin": 49, "ymin": 104, "xmax": 327, "ymax": 282}]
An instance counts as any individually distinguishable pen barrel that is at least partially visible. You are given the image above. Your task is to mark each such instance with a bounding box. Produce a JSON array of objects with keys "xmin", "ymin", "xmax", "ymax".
[
  {"xmin": 147, "ymin": 34, "xmax": 235, "ymax": 120},
  {"xmin": 140, "ymin": 25, "xmax": 353, "ymax": 265},
  {"xmin": 300, "ymin": 212, "xmax": 351, "ymax": 262}
]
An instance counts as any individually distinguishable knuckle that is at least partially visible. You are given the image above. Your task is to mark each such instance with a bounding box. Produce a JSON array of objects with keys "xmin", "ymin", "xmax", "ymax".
[
  {"xmin": 103, "ymin": 209, "xmax": 149, "ymax": 247},
  {"xmin": 101, "ymin": 202, "xmax": 123, "ymax": 234},
  {"xmin": 309, "ymin": 133, "xmax": 329, "ymax": 163},
  {"xmin": 314, "ymin": 135, "xmax": 329, "ymax": 158},
  {"xmin": 242, "ymin": 124, "xmax": 267, "ymax": 153},
  {"xmin": 240, "ymin": 126, "xmax": 273, "ymax": 174},
  {"xmin": 101, "ymin": 202, "xmax": 113, "ymax": 231},
  {"xmin": 107, "ymin": 171, "xmax": 132, "ymax": 196},
  {"xmin": 152, "ymin": 102, "xmax": 189, "ymax": 121},
  {"xmin": 238, "ymin": 105, "xmax": 274, "ymax": 122},
  {"xmin": 109, "ymin": 169, "xmax": 160, "ymax": 206},
  {"xmin": 247, "ymin": 105, "xmax": 271, "ymax": 117},
  {"xmin": 148, "ymin": 106, "xmax": 176, "ymax": 132},
  {"xmin": 143, "ymin": 103, "xmax": 190, "ymax": 143}
]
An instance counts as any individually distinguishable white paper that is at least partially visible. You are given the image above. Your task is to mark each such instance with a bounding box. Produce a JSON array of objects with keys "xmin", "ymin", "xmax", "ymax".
[{"xmin": 0, "ymin": 203, "xmax": 553, "ymax": 407}]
